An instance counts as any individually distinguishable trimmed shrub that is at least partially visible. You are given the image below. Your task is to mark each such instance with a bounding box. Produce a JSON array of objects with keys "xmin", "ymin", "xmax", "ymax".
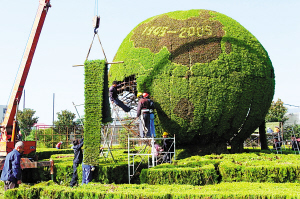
[
  {"xmin": 50, "ymin": 152, "xmax": 146, "ymax": 185},
  {"xmin": 109, "ymin": 9, "xmax": 275, "ymax": 153},
  {"xmin": 36, "ymin": 148, "xmax": 73, "ymax": 160},
  {"xmin": 140, "ymin": 164, "xmax": 218, "ymax": 185}
]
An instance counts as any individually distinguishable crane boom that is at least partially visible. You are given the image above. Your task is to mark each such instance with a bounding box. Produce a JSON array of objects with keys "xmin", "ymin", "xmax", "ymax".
[{"xmin": 1, "ymin": 0, "xmax": 51, "ymax": 132}]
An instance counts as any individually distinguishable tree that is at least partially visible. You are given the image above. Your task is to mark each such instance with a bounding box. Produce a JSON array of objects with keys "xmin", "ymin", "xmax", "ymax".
[
  {"xmin": 283, "ymin": 124, "xmax": 300, "ymax": 139},
  {"xmin": 17, "ymin": 108, "xmax": 39, "ymax": 137},
  {"xmin": 265, "ymin": 98, "xmax": 288, "ymax": 123},
  {"xmin": 54, "ymin": 110, "xmax": 76, "ymax": 133},
  {"xmin": 259, "ymin": 121, "xmax": 269, "ymax": 150}
]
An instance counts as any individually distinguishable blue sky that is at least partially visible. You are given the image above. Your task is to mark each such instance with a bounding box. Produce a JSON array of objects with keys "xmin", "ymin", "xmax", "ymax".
[{"xmin": 0, "ymin": 0, "xmax": 299, "ymax": 124}]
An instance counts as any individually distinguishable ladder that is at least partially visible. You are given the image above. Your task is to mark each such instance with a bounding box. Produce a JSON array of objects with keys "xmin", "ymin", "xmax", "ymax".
[
  {"xmin": 271, "ymin": 128, "xmax": 283, "ymax": 154},
  {"xmin": 291, "ymin": 127, "xmax": 300, "ymax": 154},
  {"xmin": 100, "ymin": 124, "xmax": 116, "ymax": 162},
  {"xmin": 127, "ymin": 136, "xmax": 176, "ymax": 184}
]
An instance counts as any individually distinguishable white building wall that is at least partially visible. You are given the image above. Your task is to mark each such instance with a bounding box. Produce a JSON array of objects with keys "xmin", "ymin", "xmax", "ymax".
[
  {"xmin": 285, "ymin": 112, "xmax": 300, "ymax": 126},
  {"xmin": 0, "ymin": 105, "xmax": 7, "ymax": 124}
]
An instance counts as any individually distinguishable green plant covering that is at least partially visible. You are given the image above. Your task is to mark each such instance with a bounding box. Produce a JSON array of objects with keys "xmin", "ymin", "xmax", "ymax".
[
  {"xmin": 109, "ymin": 9, "xmax": 275, "ymax": 153},
  {"xmin": 84, "ymin": 59, "xmax": 111, "ymax": 165},
  {"xmin": 5, "ymin": 181, "xmax": 300, "ymax": 199}
]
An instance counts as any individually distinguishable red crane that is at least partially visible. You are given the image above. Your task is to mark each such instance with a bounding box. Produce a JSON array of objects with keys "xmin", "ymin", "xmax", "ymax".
[{"xmin": 0, "ymin": 0, "xmax": 51, "ymax": 156}]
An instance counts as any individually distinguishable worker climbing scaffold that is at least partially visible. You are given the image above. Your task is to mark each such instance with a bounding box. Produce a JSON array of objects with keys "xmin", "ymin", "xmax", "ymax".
[{"xmin": 109, "ymin": 81, "xmax": 132, "ymax": 113}]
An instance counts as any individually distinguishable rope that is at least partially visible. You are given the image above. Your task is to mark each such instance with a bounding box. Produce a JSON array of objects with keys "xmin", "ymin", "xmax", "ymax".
[
  {"xmin": 85, "ymin": 33, "xmax": 96, "ymax": 61},
  {"xmin": 96, "ymin": 33, "xmax": 107, "ymax": 62}
]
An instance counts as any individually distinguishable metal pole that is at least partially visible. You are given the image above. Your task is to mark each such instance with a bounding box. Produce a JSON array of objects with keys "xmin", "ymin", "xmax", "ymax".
[
  {"xmin": 23, "ymin": 89, "xmax": 25, "ymax": 110},
  {"xmin": 128, "ymin": 135, "xmax": 130, "ymax": 184},
  {"xmin": 52, "ymin": 93, "xmax": 55, "ymax": 126},
  {"xmin": 151, "ymin": 137, "xmax": 155, "ymax": 167}
]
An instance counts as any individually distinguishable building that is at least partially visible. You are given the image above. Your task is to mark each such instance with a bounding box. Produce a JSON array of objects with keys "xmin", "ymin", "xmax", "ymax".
[
  {"xmin": 0, "ymin": 105, "xmax": 7, "ymax": 124},
  {"xmin": 285, "ymin": 112, "xmax": 300, "ymax": 126}
]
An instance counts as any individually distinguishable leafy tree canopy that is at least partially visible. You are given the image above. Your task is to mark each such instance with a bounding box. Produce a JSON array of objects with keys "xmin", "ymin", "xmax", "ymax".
[
  {"xmin": 17, "ymin": 108, "xmax": 39, "ymax": 137},
  {"xmin": 54, "ymin": 110, "xmax": 76, "ymax": 132},
  {"xmin": 265, "ymin": 98, "xmax": 288, "ymax": 123}
]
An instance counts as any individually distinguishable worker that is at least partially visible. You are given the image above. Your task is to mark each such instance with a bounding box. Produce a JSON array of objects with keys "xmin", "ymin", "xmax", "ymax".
[
  {"xmin": 143, "ymin": 93, "xmax": 156, "ymax": 137},
  {"xmin": 136, "ymin": 92, "xmax": 151, "ymax": 137},
  {"xmin": 70, "ymin": 138, "xmax": 84, "ymax": 187},
  {"xmin": 82, "ymin": 163, "xmax": 95, "ymax": 185},
  {"xmin": 16, "ymin": 130, "xmax": 22, "ymax": 141},
  {"xmin": 56, "ymin": 141, "xmax": 63, "ymax": 149},
  {"xmin": 137, "ymin": 92, "xmax": 143, "ymax": 100},
  {"xmin": 151, "ymin": 141, "xmax": 162, "ymax": 157},
  {"xmin": 109, "ymin": 81, "xmax": 131, "ymax": 112},
  {"xmin": 162, "ymin": 132, "xmax": 174, "ymax": 163},
  {"xmin": 0, "ymin": 126, "xmax": 4, "ymax": 141},
  {"xmin": 267, "ymin": 127, "xmax": 273, "ymax": 134},
  {"xmin": 0, "ymin": 141, "xmax": 24, "ymax": 191},
  {"xmin": 273, "ymin": 136, "xmax": 282, "ymax": 150},
  {"xmin": 274, "ymin": 126, "xmax": 282, "ymax": 141},
  {"xmin": 0, "ymin": 126, "xmax": 11, "ymax": 142}
]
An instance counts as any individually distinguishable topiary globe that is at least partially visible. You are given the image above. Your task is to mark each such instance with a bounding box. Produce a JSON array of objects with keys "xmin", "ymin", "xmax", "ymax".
[{"xmin": 109, "ymin": 9, "xmax": 275, "ymax": 154}]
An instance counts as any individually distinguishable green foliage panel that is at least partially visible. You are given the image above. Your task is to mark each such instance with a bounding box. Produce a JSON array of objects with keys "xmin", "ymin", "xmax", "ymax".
[
  {"xmin": 84, "ymin": 60, "xmax": 108, "ymax": 165},
  {"xmin": 109, "ymin": 9, "xmax": 275, "ymax": 149}
]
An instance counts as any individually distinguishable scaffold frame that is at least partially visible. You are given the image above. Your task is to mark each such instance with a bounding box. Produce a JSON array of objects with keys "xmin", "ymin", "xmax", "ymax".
[{"xmin": 127, "ymin": 136, "xmax": 175, "ymax": 184}]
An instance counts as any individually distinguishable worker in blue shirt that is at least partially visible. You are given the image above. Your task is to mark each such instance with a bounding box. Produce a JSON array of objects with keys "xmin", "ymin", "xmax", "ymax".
[
  {"xmin": 70, "ymin": 138, "xmax": 84, "ymax": 187},
  {"xmin": 82, "ymin": 163, "xmax": 95, "ymax": 184},
  {"xmin": 1, "ymin": 141, "xmax": 24, "ymax": 191}
]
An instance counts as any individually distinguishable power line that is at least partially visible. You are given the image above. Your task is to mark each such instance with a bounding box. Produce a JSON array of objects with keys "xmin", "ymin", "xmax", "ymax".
[{"xmin": 284, "ymin": 104, "xmax": 300, "ymax": 108}]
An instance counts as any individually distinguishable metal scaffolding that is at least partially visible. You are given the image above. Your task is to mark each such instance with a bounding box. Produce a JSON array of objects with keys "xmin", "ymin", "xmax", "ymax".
[{"xmin": 127, "ymin": 136, "xmax": 175, "ymax": 184}]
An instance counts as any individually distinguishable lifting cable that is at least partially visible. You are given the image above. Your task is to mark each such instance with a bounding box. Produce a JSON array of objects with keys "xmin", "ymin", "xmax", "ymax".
[{"xmin": 86, "ymin": 0, "xmax": 107, "ymax": 62}]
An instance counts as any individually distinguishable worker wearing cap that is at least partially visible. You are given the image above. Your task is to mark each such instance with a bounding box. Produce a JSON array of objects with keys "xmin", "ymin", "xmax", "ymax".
[
  {"xmin": 136, "ymin": 92, "xmax": 151, "ymax": 137},
  {"xmin": 109, "ymin": 81, "xmax": 131, "ymax": 112},
  {"xmin": 162, "ymin": 132, "xmax": 174, "ymax": 163},
  {"xmin": 143, "ymin": 93, "xmax": 156, "ymax": 137},
  {"xmin": 1, "ymin": 141, "xmax": 24, "ymax": 191},
  {"xmin": 274, "ymin": 126, "xmax": 282, "ymax": 142},
  {"xmin": 56, "ymin": 141, "xmax": 63, "ymax": 149}
]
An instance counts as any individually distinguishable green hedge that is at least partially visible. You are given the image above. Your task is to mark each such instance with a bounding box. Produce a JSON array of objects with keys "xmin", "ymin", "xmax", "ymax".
[
  {"xmin": 36, "ymin": 148, "xmax": 74, "ymax": 160},
  {"xmin": 54, "ymin": 161, "xmax": 146, "ymax": 185},
  {"xmin": 19, "ymin": 151, "xmax": 300, "ymax": 186},
  {"xmin": 218, "ymin": 153, "xmax": 300, "ymax": 183},
  {"xmin": 84, "ymin": 59, "xmax": 111, "ymax": 165},
  {"xmin": 5, "ymin": 181, "xmax": 300, "ymax": 199},
  {"xmin": 50, "ymin": 152, "xmax": 146, "ymax": 185},
  {"xmin": 140, "ymin": 153, "xmax": 300, "ymax": 184},
  {"xmin": 140, "ymin": 164, "xmax": 218, "ymax": 185},
  {"xmin": 109, "ymin": 9, "xmax": 275, "ymax": 153}
]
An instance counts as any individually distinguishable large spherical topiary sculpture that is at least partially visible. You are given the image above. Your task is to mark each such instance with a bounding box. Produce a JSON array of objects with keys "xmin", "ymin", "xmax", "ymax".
[{"xmin": 109, "ymin": 9, "xmax": 275, "ymax": 154}]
